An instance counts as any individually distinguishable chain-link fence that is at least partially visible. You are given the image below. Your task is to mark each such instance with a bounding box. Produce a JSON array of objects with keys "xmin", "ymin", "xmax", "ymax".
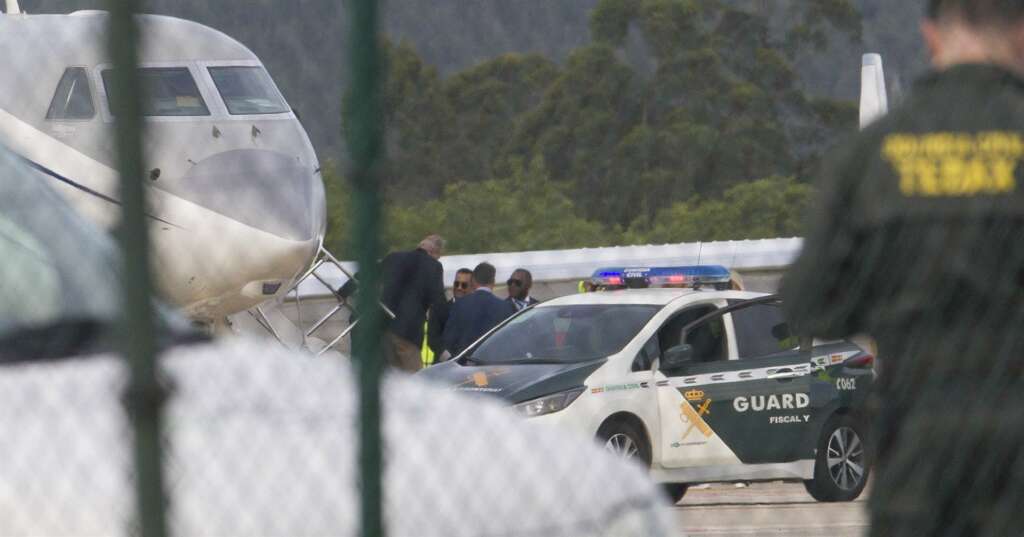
[{"xmin": 3, "ymin": 1, "xmax": 1024, "ymax": 536}]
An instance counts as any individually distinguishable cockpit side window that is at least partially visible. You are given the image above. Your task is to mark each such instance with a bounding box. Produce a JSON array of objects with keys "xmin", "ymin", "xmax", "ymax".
[
  {"xmin": 208, "ymin": 66, "xmax": 289, "ymax": 115},
  {"xmin": 102, "ymin": 67, "xmax": 210, "ymax": 117},
  {"xmin": 46, "ymin": 67, "xmax": 95, "ymax": 120}
]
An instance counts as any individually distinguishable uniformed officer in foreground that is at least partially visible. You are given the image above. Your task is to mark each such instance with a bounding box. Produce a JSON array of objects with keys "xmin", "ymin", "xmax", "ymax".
[{"xmin": 782, "ymin": 1, "xmax": 1024, "ymax": 535}]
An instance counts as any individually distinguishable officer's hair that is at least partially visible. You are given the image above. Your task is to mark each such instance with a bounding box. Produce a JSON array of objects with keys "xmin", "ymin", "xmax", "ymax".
[
  {"xmin": 927, "ymin": 0, "xmax": 1024, "ymax": 25},
  {"xmin": 456, "ymin": 267, "xmax": 473, "ymax": 276},
  {"xmin": 472, "ymin": 262, "xmax": 497, "ymax": 286}
]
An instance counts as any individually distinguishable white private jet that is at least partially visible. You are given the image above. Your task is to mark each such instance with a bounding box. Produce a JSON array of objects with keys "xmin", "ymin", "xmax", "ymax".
[{"xmin": 0, "ymin": 1, "xmax": 325, "ymax": 323}]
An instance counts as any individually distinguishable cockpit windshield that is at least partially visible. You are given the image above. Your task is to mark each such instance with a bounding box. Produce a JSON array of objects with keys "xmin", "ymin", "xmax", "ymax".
[
  {"xmin": 466, "ymin": 305, "xmax": 659, "ymax": 365},
  {"xmin": 208, "ymin": 66, "xmax": 289, "ymax": 115},
  {"xmin": 102, "ymin": 67, "xmax": 210, "ymax": 117}
]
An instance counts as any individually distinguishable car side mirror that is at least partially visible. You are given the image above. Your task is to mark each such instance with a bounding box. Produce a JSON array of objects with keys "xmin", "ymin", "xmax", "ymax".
[
  {"xmin": 771, "ymin": 322, "xmax": 791, "ymax": 341},
  {"xmin": 661, "ymin": 344, "xmax": 694, "ymax": 372}
]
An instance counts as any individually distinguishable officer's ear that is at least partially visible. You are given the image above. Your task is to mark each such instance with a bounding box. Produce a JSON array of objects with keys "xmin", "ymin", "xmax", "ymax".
[
  {"xmin": 920, "ymin": 20, "xmax": 945, "ymax": 67},
  {"xmin": 1009, "ymin": 22, "xmax": 1024, "ymax": 64}
]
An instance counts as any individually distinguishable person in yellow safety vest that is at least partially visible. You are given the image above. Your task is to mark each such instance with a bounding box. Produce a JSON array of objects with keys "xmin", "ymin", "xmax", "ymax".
[
  {"xmin": 422, "ymin": 267, "xmax": 474, "ymax": 367},
  {"xmin": 421, "ymin": 319, "xmax": 435, "ymax": 367}
]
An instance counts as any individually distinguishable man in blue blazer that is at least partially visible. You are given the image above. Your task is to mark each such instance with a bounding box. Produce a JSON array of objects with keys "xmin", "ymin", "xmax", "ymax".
[{"xmin": 442, "ymin": 262, "xmax": 517, "ymax": 357}]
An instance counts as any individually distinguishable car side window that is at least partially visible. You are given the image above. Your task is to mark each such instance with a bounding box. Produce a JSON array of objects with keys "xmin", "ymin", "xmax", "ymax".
[
  {"xmin": 657, "ymin": 305, "xmax": 725, "ymax": 364},
  {"xmin": 46, "ymin": 67, "xmax": 95, "ymax": 120},
  {"xmin": 632, "ymin": 335, "xmax": 660, "ymax": 372},
  {"xmin": 730, "ymin": 303, "xmax": 798, "ymax": 359},
  {"xmin": 683, "ymin": 316, "xmax": 727, "ymax": 364}
]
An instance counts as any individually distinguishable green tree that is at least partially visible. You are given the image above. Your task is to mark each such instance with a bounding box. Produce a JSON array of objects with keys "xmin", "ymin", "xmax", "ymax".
[
  {"xmin": 382, "ymin": 157, "xmax": 611, "ymax": 254},
  {"xmin": 628, "ymin": 176, "xmax": 813, "ymax": 243},
  {"xmin": 321, "ymin": 160, "xmax": 354, "ymax": 258},
  {"xmin": 375, "ymin": 40, "xmax": 455, "ymax": 200},
  {"xmin": 505, "ymin": 45, "xmax": 643, "ymax": 222},
  {"xmin": 507, "ymin": 0, "xmax": 860, "ymax": 228},
  {"xmin": 441, "ymin": 53, "xmax": 560, "ymax": 183}
]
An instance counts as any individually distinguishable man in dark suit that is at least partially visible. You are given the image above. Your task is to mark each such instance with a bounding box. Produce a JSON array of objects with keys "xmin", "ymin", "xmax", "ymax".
[
  {"xmin": 506, "ymin": 268, "xmax": 540, "ymax": 312},
  {"xmin": 442, "ymin": 262, "xmax": 516, "ymax": 357},
  {"xmin": 379, "ymin": 235, "xmax": 448, "ymax": 372},
  {"xmin": 423, "ymin": 267, "xmax": 473, "ymax": 366}
]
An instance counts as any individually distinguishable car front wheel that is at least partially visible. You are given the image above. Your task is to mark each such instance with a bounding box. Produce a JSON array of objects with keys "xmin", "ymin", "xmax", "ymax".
[
  {"xmin": 598, "ymin": 419, "xmax": 652, "ymax": 467},
  {"xmin": 598, "ymin": 420, "xmax": 687, "ymax": 504},
  {"xmin": 804, "ymin": 414, "xmax": 869, "ymax": 502}
]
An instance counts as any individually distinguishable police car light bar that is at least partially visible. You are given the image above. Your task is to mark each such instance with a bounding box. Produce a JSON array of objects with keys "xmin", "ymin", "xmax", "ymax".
[{"xmin": 590, "ymin": 265, "xmax": 732, "ymax": 289}]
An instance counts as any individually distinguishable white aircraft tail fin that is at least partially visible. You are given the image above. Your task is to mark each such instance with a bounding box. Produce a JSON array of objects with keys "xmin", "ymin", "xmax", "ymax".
[{"xmin": 859, "ymin": 53, "xmax": 889, "ymax": 130}]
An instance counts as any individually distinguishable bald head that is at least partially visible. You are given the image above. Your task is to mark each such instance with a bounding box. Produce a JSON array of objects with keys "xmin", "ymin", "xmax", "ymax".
[{"xmin": 418, "ymin": 235, "xmax": 445, "ymax": 259}]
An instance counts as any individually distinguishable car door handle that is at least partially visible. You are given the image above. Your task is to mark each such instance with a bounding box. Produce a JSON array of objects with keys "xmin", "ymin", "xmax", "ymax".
[{"xmin": 767, "ymin": 368, "xmax": 802, "ymax": 380}]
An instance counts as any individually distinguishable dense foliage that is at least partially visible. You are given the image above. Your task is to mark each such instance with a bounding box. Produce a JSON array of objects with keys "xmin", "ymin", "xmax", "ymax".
[{"xmin": 329, "ymin": 0, "xmax": 861, "ymax": 254}]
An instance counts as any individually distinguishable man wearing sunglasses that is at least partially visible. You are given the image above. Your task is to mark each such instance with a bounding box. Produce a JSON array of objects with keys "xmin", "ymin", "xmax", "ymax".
[
  {"xmin": 452, "ymin": 268, "xmax": 474, "ymax": 300},
  {"xmin": 443, "ymin": 263, "xmax": 517, "ymax": 357},
  {"xmin": 505, "ymin": 268, "xmax": 539, "ymax": 312},
  {"xmin": 423, "ymin": 268, "xmax": 473, "ymax": 365}
]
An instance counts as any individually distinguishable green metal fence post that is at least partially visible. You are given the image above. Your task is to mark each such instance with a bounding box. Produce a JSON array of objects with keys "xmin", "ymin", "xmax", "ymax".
[
  {"xmin": 346, "ymin": 0, "xmax": 385, "ymax": 536},
  {"xmin": 106, "ymin": 3, "xmax": 168, "ymax": 537}
]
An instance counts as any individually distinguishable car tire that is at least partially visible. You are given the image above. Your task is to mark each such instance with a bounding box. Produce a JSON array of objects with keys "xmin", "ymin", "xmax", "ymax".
[
  {"xmin": 597, "ymin": 419, "xmax": 652, "ymax": 468},
  {"xmin": 804, "ymin": 414, "xmax": 869, "ymax": 502},
  {"xmin": 662, "ymin": 483, "xmax": 688, "ymax": 504}
]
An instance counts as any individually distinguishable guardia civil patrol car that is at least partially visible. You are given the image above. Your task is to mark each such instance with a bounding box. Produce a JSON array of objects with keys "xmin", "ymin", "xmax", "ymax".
[{"xmin": 419, "ymin": 266, "xmax": 875, "ymax": 503}]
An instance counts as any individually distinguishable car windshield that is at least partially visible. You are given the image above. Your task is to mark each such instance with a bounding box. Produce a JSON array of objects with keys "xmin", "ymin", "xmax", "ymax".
[
  {"xmin": 208, "ymin": 66, "xmax": 289, "ymax": 115},
  {"xmin": 102, "ymin": 67, "xmax": 210, "ymax": 116},
  {"xmin": 466, "ymin": 304, "xmax": 660, "ymax": 365}
]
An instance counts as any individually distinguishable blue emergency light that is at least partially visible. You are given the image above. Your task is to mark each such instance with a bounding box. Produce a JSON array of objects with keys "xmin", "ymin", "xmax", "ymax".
[{"xmin": 590, "ymin": 265, "xmax": 732, "ymax": 290}]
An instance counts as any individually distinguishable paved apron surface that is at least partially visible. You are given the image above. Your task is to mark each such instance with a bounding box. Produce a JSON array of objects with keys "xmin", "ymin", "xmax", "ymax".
[{"xmin": 672, "ymin": 482, "xmax": 868, "ymax": 536}]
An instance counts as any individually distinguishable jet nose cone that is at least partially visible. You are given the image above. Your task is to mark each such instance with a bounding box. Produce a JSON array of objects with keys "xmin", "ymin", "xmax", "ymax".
[{"xmin": 179, "ymin": 149, "xmax": 324, "ymax": 241}]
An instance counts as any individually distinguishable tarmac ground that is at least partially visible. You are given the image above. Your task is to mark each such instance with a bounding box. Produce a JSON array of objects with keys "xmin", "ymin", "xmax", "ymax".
[{"xmin": 672, "ymin": 481, "xmax": 868, "ymax": 537}]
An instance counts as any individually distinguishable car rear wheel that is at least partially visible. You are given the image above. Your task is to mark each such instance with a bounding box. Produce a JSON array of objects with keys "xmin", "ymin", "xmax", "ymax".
[{"xmin": 804, "ymin": 414, "xmax": 869, "ymax": 502}]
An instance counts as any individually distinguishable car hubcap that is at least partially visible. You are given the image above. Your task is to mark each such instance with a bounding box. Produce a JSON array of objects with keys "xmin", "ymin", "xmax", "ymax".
[
  {"xmin": 826, "ymin": 426, "xmax": 865, "ymax": 491},
  {"xmin": 604, "ymin": 433, "xmax": 639, "ymax": 459}
]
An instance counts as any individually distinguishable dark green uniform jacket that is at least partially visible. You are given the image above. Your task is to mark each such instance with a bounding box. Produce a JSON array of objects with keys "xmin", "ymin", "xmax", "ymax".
[
  {"xmin": 781, "ymin": 64, "xmax": 1024, "ymax": 536},
  {"xmin": 783, "ymin": 64, "xmax": 1024, "ymax": 357}
]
